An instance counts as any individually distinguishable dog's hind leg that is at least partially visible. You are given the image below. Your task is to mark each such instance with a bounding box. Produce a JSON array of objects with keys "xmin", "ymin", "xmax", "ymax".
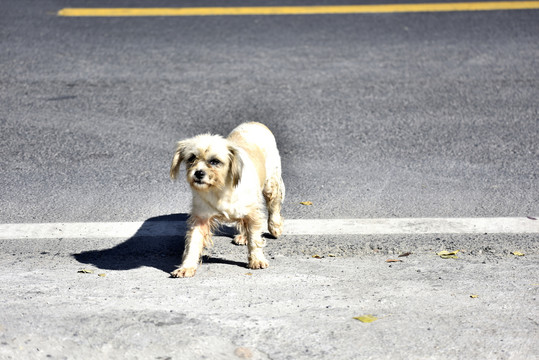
[
  {"xmin": 233, "ymin": 220, "xmax": 248, "ymax": 245},
  {"xmin": 263, "ymin": 176, "xmax": 285, "ymax": 238}
]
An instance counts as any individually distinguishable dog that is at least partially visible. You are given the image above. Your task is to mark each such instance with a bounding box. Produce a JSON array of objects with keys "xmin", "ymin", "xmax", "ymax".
[{"xmin": 169, "ymin": 122, "xmax": 285, "ymax": 278}]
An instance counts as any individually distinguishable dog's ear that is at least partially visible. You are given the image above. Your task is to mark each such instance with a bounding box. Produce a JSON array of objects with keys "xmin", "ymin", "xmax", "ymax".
[
  {"xmin": 170, "ymin": 141, "xmax": 187, "ymax": 180},
  {"xmin": 227, "ymin": 145, "xmax": 244, "ymax": 187}
]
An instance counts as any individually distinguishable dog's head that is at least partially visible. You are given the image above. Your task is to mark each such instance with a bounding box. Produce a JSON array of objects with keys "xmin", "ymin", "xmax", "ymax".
[{"xmin": 170, "ymin": 134, "xmax": 243, "ymax": 191}]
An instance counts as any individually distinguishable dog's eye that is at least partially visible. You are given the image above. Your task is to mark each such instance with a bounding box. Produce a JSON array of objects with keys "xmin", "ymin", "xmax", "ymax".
[
  {"xmin": 187, "ymin": 155, "xmax": 197, "ymax": 163},
  {"xmin": 209, "ymin": 158, "xmax": 221, "ymax": 166}
]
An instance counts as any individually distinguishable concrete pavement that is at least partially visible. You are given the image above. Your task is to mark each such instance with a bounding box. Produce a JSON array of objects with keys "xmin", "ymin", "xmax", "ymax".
[{"xmin": 1, "ymin": 230, "xmax": 537, "ymax": 359}]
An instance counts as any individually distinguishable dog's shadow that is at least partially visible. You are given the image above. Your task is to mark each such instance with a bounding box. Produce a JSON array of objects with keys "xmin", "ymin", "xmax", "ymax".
[{"xmin": 73, "ymin": 213, "xmax": 247, "ymax": 274}]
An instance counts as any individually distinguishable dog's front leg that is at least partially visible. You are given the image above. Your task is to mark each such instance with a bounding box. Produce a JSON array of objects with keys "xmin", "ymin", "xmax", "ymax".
[
  {"xmin": 244, "ymin": 213, "xmax": 269, "ymax": 270},
  {"xmin": 171, "ymin": 218, "xmax": 211, "ymax": 278}
]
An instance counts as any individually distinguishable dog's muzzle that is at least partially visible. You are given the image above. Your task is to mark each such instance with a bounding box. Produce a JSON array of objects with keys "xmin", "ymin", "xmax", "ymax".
[
  {"xmin": 194, "ymin": 170, "xmax": 205, "ymax": 180},
  {"xmin": 193, "ymin": 170, "xmax": 206, "ymax": 184}
]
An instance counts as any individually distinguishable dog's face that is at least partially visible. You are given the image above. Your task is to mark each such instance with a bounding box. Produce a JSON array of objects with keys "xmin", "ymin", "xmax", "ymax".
[{"xmin": 170, "ymin": 134, "xmax": 243, "ymax": 192}]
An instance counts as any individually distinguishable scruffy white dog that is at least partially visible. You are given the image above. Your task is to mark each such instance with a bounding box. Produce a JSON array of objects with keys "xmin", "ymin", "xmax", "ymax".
[{"xmin": 169, "ymin": 122, "xmax": 285, "ymax": 278}]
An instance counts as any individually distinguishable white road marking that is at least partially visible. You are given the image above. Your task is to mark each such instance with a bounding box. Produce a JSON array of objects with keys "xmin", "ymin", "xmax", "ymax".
[
  {"xmin": 0, "ymin": 217, "xmax": 537, "ymax": 239},
  {"xmin": 285, "ymin": 218, "xmax": 538, "ymax": 235}
]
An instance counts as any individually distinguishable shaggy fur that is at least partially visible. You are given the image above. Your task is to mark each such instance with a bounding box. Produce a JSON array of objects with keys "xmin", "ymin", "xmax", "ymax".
[{"xmin": 170, "ymin": 122, "xmax": 285, "ymax": 278}]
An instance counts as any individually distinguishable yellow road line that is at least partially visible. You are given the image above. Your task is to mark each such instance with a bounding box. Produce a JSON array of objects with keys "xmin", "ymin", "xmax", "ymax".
[{"xmin": 57, "ymin": 2, "xmax": 539, "ymax": 17}]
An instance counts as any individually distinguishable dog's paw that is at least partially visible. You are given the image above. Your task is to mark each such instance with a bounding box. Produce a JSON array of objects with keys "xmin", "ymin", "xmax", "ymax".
[
  {"xmin": 248, "ymin": 258, "xmax": 269, "ymax": 270},
  {"xmin": 170, "ymin": 267, "xmax": 197, "ymax": 278},
  {"xmin": 233, "ymin": 234, "xmax": 247, "ymax": 245},
  {"xmin": 268, "ymin": 217, "xmax": 283, "ymax": 238}
]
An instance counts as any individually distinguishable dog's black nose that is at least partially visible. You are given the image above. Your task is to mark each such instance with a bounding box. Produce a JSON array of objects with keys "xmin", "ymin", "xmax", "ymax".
[{"xmin": 194, "ymin": 170, "xmax": 205, "ymax": 180}]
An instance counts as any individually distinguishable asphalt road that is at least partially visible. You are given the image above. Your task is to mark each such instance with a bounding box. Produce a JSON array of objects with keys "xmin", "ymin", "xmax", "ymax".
[
  {"xmin": 1, "ymin": 0, "xmax": 537, "ymax": 222},
  {"xmin": 1, "ymin": 1, "xmax": 538, "ymax": 359}
]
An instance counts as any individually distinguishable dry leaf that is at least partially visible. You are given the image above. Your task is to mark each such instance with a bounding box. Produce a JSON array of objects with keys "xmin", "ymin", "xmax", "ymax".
[
  {"xmin": 328, "ymin": 254, "xmax": 336, "ymax": 257},
  {"xmin": 245, "ymin": 272, "xmax": 253, "ymax": 276},
  {"xmin": 527, "ymin": 216, "xmax": 537, "ymax": 220},
  {"xmin": 470, "ymin": 294, "xmax": 479, "ymax": 298},
  {"xmin": 511, "ymin": 251, "xmax": 525, "ymax": 256},
  {"xmin": 354, "ymin": 315, "xmax": 378, "ymax": 323},
  {"xmin": 234, "ymin": 347, "xmax": 253, "ymax": 359},
  {"xmin": 398, "ymin": 252, "xmax": 412, "ymax": 257},
  {"xmin": 437, "ymin": 250, "xmax": 459, "ymax": 259},
  {"xmin": 437, "ymin": 250, "xmax": 459, "ymax": 256},
  {"xmin": 386, "ymin": 259, "xmax": 402, "ymax": 263},
  {"xmin": 77, "ymin": 269, "xmax": 94, "ymax": 274},
  {"xmin": 300, "ymin": 201, "xmax": 313, "ymax": 206},
  {"xmin": 98, "ymin": 273, "xmax": 106, "ymax": 277},
  {"xmin": 312, "ymin": 254, "xmax": 322, "ymax": 259}
]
